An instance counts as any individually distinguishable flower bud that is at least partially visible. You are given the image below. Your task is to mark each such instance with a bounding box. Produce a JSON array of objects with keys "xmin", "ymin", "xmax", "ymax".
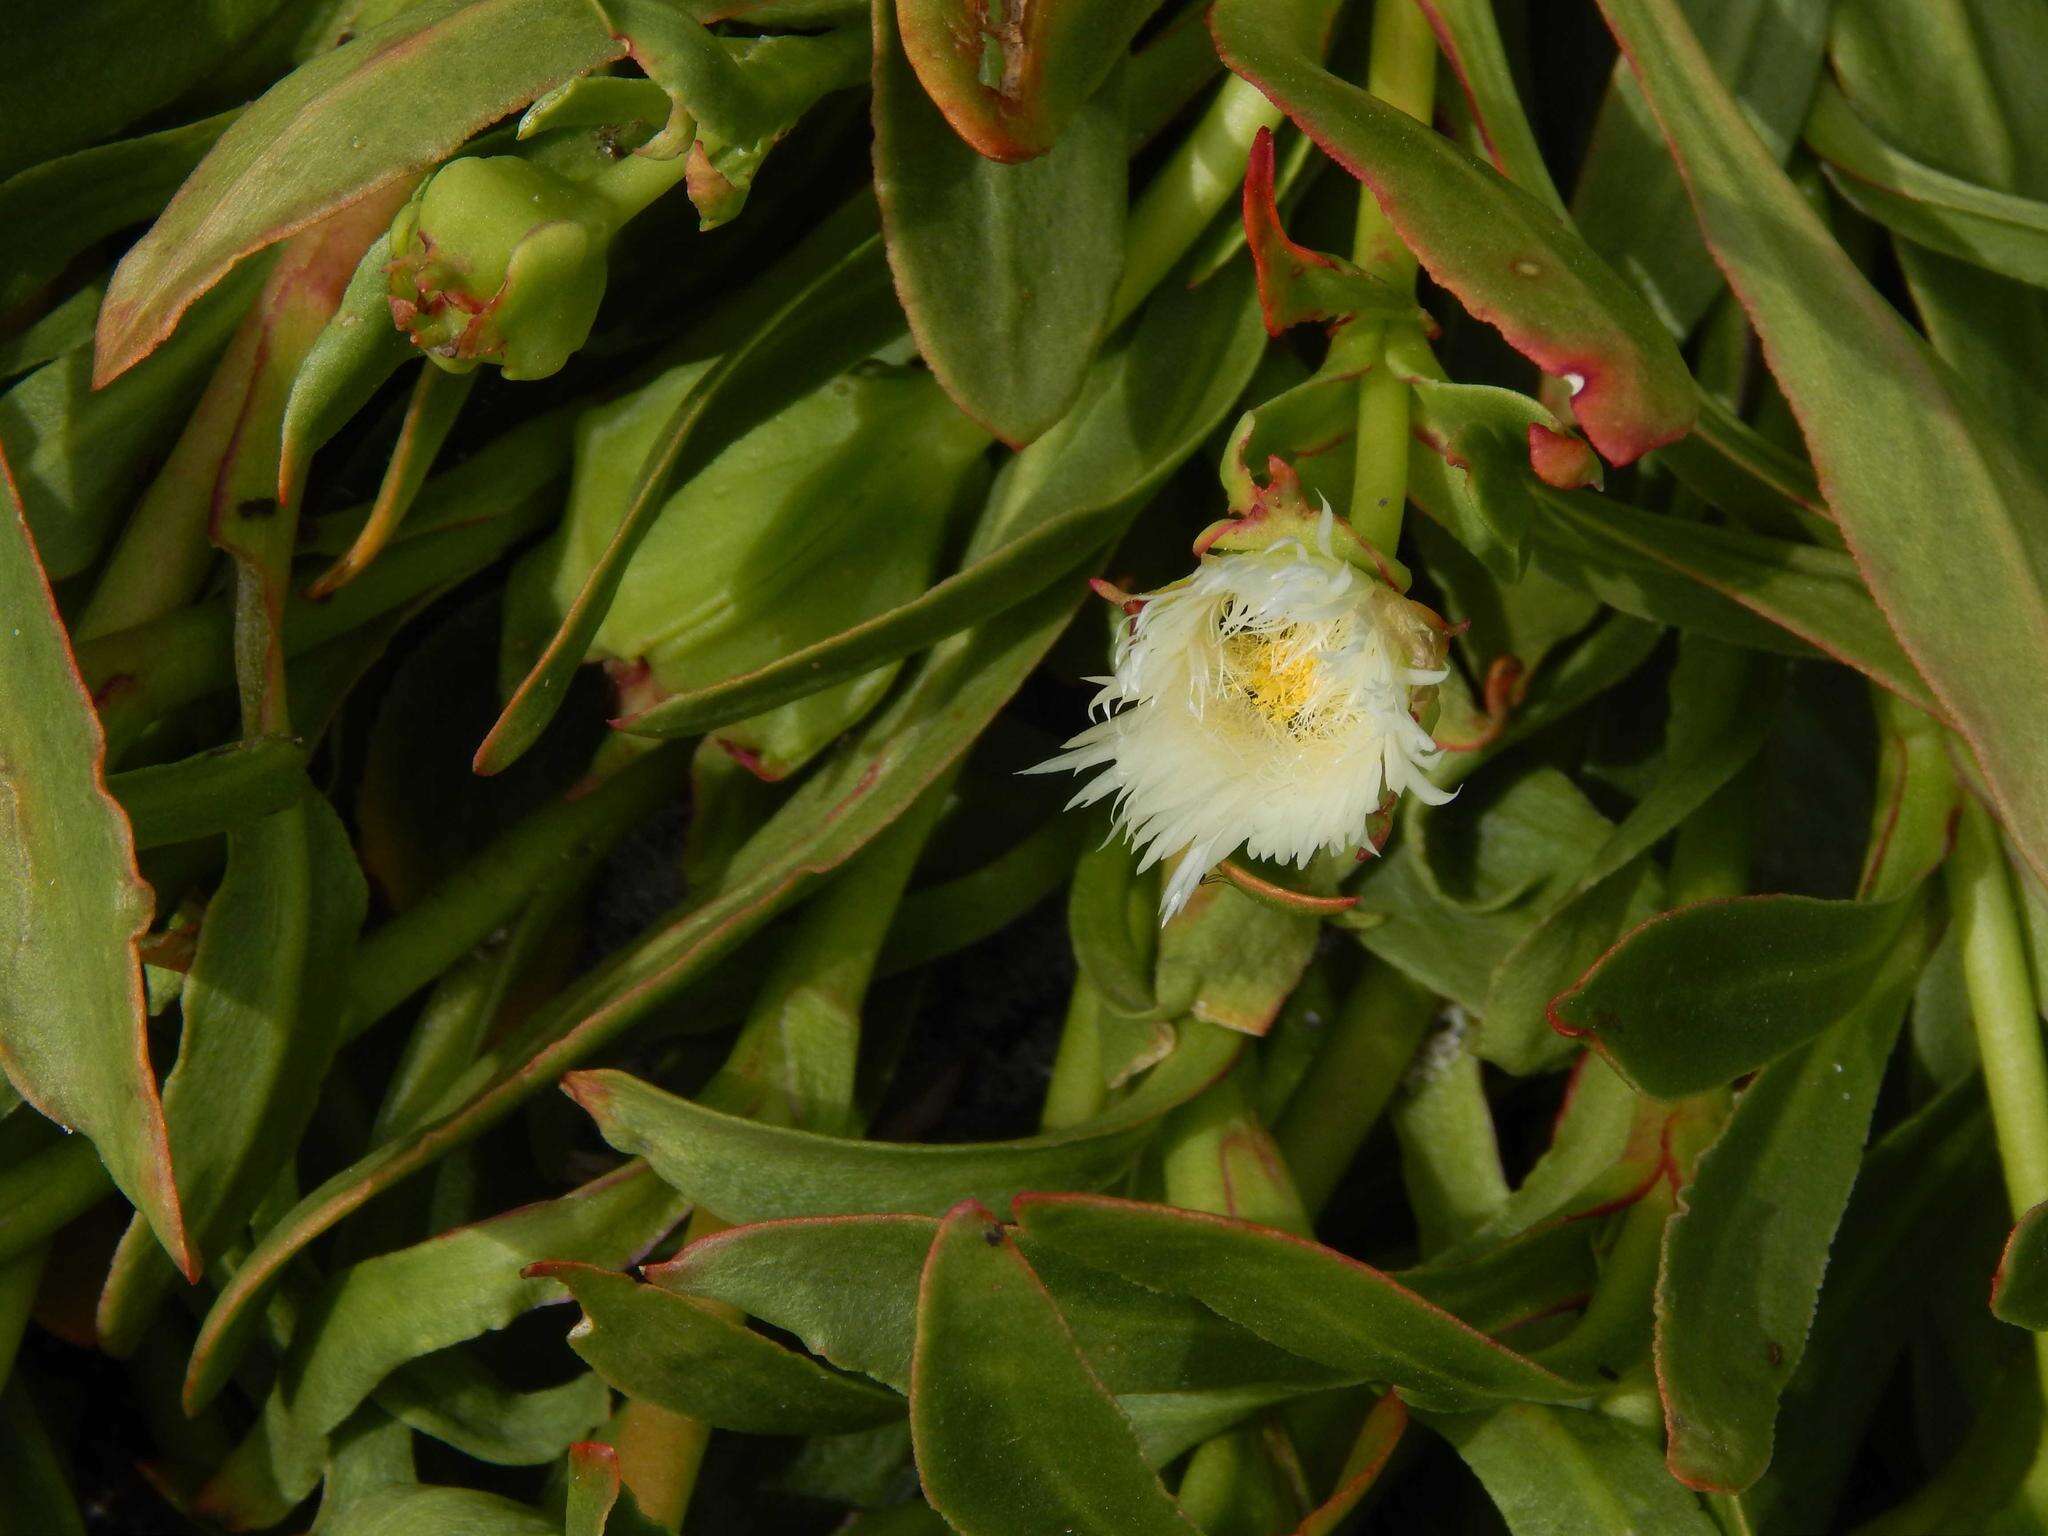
[{"xmin": 386, "ymin": 156, "xmax": 613, "ymax": 381}]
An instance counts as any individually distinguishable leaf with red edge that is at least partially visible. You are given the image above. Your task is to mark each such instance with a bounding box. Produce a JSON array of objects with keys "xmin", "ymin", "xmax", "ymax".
[
  {"xmin": 1012, "ymin": 1194, "xmax": 1587, "ymax": 1410},
  {"xmin": 1242, "ymin": 127, "xmax": 1415, "ymax": 334},
  {"xmin": 566, "ymin": 1442, "xmax": 667, "ymax": 1536},
  {"xmin": 94, "ymin": 0, "xmax": 625, "ymax": 386},
  {"xmin": 1594, "ymin": 0, "xmax": 2048, "ymax": 889},
  {"xmin": 911, "ymin": 1201, "xmax": 1200, "ymax": 1536},
  {"xmin": 1997, "ymin": 1198, "xmax": 2048, "ymax": 1331},
  {"xmin": 1210, "ymin": 0, "xmax": 1696, "ymax": 465},
  {"xmin": 1549, "ymin": 894, "xmax": 1919, "ymax": 1100},
  {"xmin": 873, "ymin": 0, "xmax": 1123, "ymax": 445},
  {"xmin": 0, "ymin": 444, "xmax": 191, "ymax": 1280},
  {"xmin": 894, "ymin": 0, "xmax": 1161, "ymax": 162},
  {"xmin": 1299, "ymin": 1395, "xmax": 1409, "ymax": 1536}
]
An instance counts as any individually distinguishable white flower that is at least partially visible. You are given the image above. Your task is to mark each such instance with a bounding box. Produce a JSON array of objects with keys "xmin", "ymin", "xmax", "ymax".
[{"xmin": 1031, "ymin": 510, "xmax": 1455, "ymax": 921}]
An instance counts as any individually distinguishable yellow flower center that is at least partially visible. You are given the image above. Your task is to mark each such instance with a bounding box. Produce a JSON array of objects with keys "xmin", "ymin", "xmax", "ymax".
[{"xmin": 1221, "ymin": 625, "xmax": 1326, "ymax": 735}]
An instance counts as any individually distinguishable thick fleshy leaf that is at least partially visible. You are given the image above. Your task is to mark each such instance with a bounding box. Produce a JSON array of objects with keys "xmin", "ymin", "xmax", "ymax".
[
  {"xmin": 874, "ymin": 0, "xmax": 1123, "ymax": 444},
  {"xmin": 911, "ymin": 1202, "xmax": 1199, "ymax": 1536},
  {"xmin": 1209, "ymin": 0, "xmax": 1696, "ymax": 463},
  {"xmin": 1522, "ymin": 485, "xmax": 1939, "ymax": 717},
  {"xmin": 94, "ymin": 0, "xmax": 626, "ymax": 385},
  {"xmin": 0, "ymin": 111, "xmax": 237, "ymax": 317},
  {"xmin": 0, "ymin": 2, "xmax": 278, "ymax": 179},
  {"xmin": 476, "ymin": 235, "xmax": 904, "ymax": 773},
  {"xmin": 565, "ymin": 1443, "xmax": 668, "ymax": 1536},
  {"xmin": 1995, "ymin": 1200, "xmax": 2048, "ymax": 1330},
  {"xmin": 375, "ymin": 1356, "xmax": 608, "ymax": 1468},
  {"xmin": 616, "ymin": 263, "xmax": 1263, "ymax": 740},
  {"xmin": 565, "ymin": 1018, "xmax": 1239, "ymax": 1222},
  {"xmin": 1013, "ymin": 1195, "xmax": 1585, "ymax": 1410},
  {"xmin": 535, "ymin": 1261, "xmax": 904, "ymax": 1434},
  {"xmin": 2, "ymin": 264, "xmax": 260, "ymax": 582},
  {"xmin": 316, "ymin": 1485, "xmax": 557, "ymax": 1536},
  {"xmin": 1549, "ymin": 894, "xmax": 1918, "ymax": 1099},
  {"xmin": 188, "ymin": 580, "xmax": 1087, "ymax": 1411},
  {"xmin": 1655, "ymin": 927, "xmax": 1921, "ymax": 1491},
  {"xmin": 1481, "ymin": 639, "xmax": 1775, "ymax": 1072},
  {"xmin": 1423, "ymin": 1404, "xmax": 1718, "ymax": 1535},
  {"xmin": 1570, "ymin": 0, "xmax": 1830, "ymax": 339},
  {"xmin": 191, "ymin": 1164, "xmax": 684, "ymax": 1518},
  {"xmin": 109, "ymin": 736, "xmax": 311, "ymax": 850},
  {"xmin": 0, "ymin": 445, "xmax": 189, "ymax": 1279},
  {"xmin": 1412, "ymin": 0, "xmax": 1564, "ymax": 211},
  {"xmin": 894, "ymin": 0, "xmax": 1158, "ymax": 161},
  {"xmin": 648, "ymin": 1213, "xmax": 1343, "ymax": 1396},
  {"xmin": 1595, "ymin": 0, "xmax": 2048, "ymax": 888},
  {"xmin": 98, "ymin": 798, "xmax": 368, "ymax": 1355},
  {"xmin": 1805, "ymin": 81, "xmax": 2048, "ymax": 292},
  {"xmin": 1744, "ymin": 1080, "xmax": 1994, "ymax": 1534}
]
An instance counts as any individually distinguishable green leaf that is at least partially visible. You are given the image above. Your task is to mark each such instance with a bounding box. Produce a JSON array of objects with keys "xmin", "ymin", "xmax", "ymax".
[
  {"xmin": 894, "ymin": 0, "xmax": 1158, "ymax": 161},
  {"xmin": 186, "ymin": 580, "xmax": 1088, "ymax": 1412},
  {"xmin": 874, "ymin": 0, "xmax": 1123, "ymax": 444},
  {"xmin": 94, "ymin": 0, "xmax": 626, "ymax": 384},
  {"xmin": 1422, "ymin": 1404, "xmax": 1718, "ymax": 1535},
  {"xmin": 566, "ymin": 1443, "xmax": 669, "ymax": 1536},
  {"xmin": 1742, "ymin": 1080, "xmax": 1995, "ymax": 1533},
  {"xmin": 1655, "ymin": 923, "xmax": 1922, "ymax": 1491},
  {"xmin": 1550, "ymin": 893, "xmax": 1918, "ymax": 1099},
  {"xmin": 374, "ymin": 1356, "xmax": 608, "ymax": 1467},
  {"xmin": 1481, "ymin": 638, "xmax": 1775, "ymax": 1072},
  {"xmin": 565, "ymin": 1017, "xmax": 1240, "ymax": 1222},
  {"xmin": 1805, "ymin": 81, "xmax": 2048, "ymax": 291},
  {"xmin": 911, "ymin": 1202, "xmax": 1200, "ymax": 1536},
  {"xmin": 477, "ymin": 234, "xmax": 904, "ymax": 773},
  {"xmin": 1, "ymin": 263, "xmax": 261, "ymax": 582},
  {"xmin": 1996, "ymin": 1200, "xmax": 2048, "ymax": 1330},
  {"xmin": 0, "ymin": 1, "xmax": 278, "ymax": 180},
  {"xmin": 108, "ymin": 736, "xmax": 312, "ymax": 850},
  {"xmin": 1209, "ymin": 0, "xmax": 1695, "ymax": 464},
  {"xmin": 648, "ymin": 1213, "xmax": 1345, "ymax": 1396},
  {"xmin": 0, "ymin": 445, "xmax": 190, "ymax": 1280},
  {"xmin": 1013, "ymin": 1194, "xmax": 1585, "ymax": 1411},
  {"xmin": 277, "ymin": 234, "xmax": 415, "ymax": 509},
  {"xmin": 316, "ymin": 1485, "xmax": 557, "ymax": 1536},
  {"xmin": 1522, "ymin": 485, "xmax": 1939, "ymax": 716},
  {"xmin": 534, "ymin": 1261, "xmax": 905, "ymax": 1433},
  {"xmin": 1415, "ymin": 0, "xmax": 1565, "ymax": 212},
  {"xmin": 0, "ymin": 111, "xmax": 238, "ymax": 317},
  {"xmin": 616, "ymin": 262, "xmax": 1264, "ymax": 741},
  {"xmin": 1595, "ymin": 0, "xmax": 2048, "ymax": 891},
  {"xmin": 98, "ymin": 798, "xmax": 369, "ymax": 1356},
  {"xmin": 192, "ymin": 1164, "xmax": 684, "ymax": 1514},
  {"xmin": 0, "ymin": 1384, "xmax": 86, "ymax": 1536},
  {"xmin": 1570, "ymin": 0, "xmax": 1829, "ymax": 339}
]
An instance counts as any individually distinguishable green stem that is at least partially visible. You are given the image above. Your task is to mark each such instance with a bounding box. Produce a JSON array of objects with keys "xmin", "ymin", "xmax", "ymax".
[
  {"xmin": 1163, "ymin": 1070, "xmax": 1312, "ymax": 1235},
  {"xmin": 1950, "ymin": 800, "xmax": 2048, "ymax": 1219},
  {"xmin": 1041, "ymin": 977, "xmax": 1108, "ymax": 1131},
  {"xmin": 1346, "ymin": 0, "xmax": 1438, "ymax": 555},
  {"xmin": 1274, "ymin": 962, "xmax": 1434, "ymax": 1217},
  {"xmin": 1109, "ymin": 74, "xmax": 1284, "ymax": 329}
]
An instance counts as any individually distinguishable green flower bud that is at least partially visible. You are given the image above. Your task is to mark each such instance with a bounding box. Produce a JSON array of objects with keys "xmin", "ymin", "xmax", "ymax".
[{"xmin": 386, "ymin": 156, "xmax": 613, "ymax": 381}]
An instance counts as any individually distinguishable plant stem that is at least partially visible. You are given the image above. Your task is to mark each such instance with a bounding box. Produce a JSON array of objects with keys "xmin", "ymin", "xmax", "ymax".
[
  {"xmin": 1109, "ymin": 75, "xmax": 1284, "ymax": 329},
  {"xmin": 1162, "ymin": 1069, "xmax": 1313, "ymax": 1236},
  {"xmin": 1950, "ymin": 800, "xmax": 2048, "ymax": 1220},
  {"xmin": 1346, "ymin": 0, "xmax": 1438, "ymax": 555},
  {"xmin": 1275, "ymin": 962, "xmax": 1434, "ymax": 1218},
  {"xmin": 1041, "ymin": 978, "xmax": 1108, "ymax": 1130}
]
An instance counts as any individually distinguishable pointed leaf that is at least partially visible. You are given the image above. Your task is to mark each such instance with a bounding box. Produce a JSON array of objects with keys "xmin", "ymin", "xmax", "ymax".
[
  {"xmin": 1595, "ymin": 0, "xmax": 2048, "ymax": 889},
  {"xmin": 912, "ymin": 1202, "xmax": 1200, "ymax": 1536},
  {"xmin": 1423, "ymin": 1404, "xmax": 1718, "ymax": 1535},
  {"xmin": 1013, "ymin": 1194, "xmax": 1585, "ymax": 1411},
  {"xmin": 0, "ymin": 445, "xmax": 189, "ymax": 1278},
  {"xmin": 1209, "ymin": 0, "xmax": 1696, "ymax": 463}
]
